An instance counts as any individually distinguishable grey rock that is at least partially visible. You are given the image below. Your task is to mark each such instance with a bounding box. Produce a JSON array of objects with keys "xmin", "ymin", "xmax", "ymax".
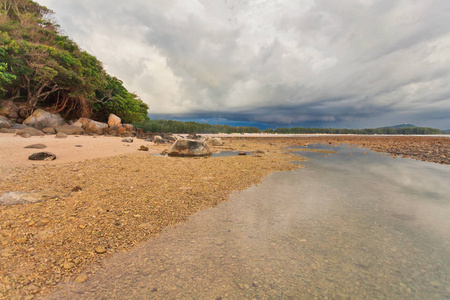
[
  {"xmin": 168, "ymin": 139, "xmax": 212, "ymax": 157},
  {"xmin": 0, "ymin": 115, "xmax": 11, "ymax": 128},
  {"xmin": 24, "ymin": 144, "xmax": 47, "ymax": 149},
  {"xmin": 28, "ymin": 152, "xmax": 56, "ymax": 161},
  {"xmin": 0, "ymin": 128, "xmax": 15, "ymax": 133},
  {"xmin": 16, "ymin": 127, "xmax": 45, "ymax": 136},
  {"xmin": 56, "ymin": 125, "xmax": 84, "ymax": 135},
  {"xmin": 77, "ymin": 118, "xmax": 108, "ymax": 134},
  {"xmin": 10, "ymin": 123, "xmax": 27, "ymax": 130},
  {"xmin": 42, "ymin": 127, "xmax": 56, "ymax": 134}
]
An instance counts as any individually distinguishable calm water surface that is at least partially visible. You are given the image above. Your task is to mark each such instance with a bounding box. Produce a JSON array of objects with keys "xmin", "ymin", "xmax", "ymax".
[{"xmin": 45, "ymin": 145, "xmax": 450, "ymax": 299}]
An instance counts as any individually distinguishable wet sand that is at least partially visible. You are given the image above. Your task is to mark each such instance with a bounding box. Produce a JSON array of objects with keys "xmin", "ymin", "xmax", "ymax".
[{"xmin": 44, "ymin": 145, "xmax": 450, "ymax": 299}]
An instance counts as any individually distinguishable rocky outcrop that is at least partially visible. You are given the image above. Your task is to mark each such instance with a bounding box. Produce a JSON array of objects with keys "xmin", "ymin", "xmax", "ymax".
[
  {"xmin": 23, "ymin": 109, "xmax": 63, "ymax": 129},
  {"xmin": 55, "ymin": 125, "xmax": 85, "ymax": 135},
  {"xmin": 77, "ymin": 118, "xmax": 108, "ymax": 135},
  {"xmin": 108, "ymin": 114, "xmax": 122, "ymax": 127},
  {"xmin": 0, "ymin": 101, "xmax": 18, "ymax": 121},
  {"xmin": 168, "ymin": 139, "xmax": 212, "ymax": 157}
]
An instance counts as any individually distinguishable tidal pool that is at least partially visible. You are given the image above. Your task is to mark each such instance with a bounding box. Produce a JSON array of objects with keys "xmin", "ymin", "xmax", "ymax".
[{"xmin": 45, "ymin": 145, "xmax": 450, "ymax": 299}]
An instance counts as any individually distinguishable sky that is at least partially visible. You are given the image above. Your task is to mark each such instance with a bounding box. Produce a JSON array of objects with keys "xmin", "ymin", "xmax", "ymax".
[{"xmin": 37, "ymin": 0, "xmax": 450, "ymax": 129}]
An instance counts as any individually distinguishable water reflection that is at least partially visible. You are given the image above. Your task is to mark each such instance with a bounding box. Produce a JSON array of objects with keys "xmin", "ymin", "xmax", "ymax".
[{"xmin": 45, "ymin": 145, "xmax": 450, "ymax": 299}]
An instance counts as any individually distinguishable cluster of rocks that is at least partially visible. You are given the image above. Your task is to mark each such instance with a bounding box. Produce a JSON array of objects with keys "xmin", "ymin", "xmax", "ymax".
[
  {"xmin": 0, "ymin": 101, "xmax": 135, "ymax": 138},
  {"xmin": 1, "ymin": 101, "xmax": 229, "ymax": 157}
]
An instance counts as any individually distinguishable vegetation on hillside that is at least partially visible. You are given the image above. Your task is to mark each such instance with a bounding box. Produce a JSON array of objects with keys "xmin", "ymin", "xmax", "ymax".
[
  {"xmin": 134, "ymin": 119, "xmax": 443, "ymax": 135},
  {"xmin": 0, "ymin": 0, "xmax": 148, "ymax": 123}
]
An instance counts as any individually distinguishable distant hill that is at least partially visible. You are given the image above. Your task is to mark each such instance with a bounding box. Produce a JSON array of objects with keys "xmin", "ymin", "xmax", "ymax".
[
  {"xmin": 443, "ymin": 129, "xmax": 450, "ymax": 134},
  {"xmin": 377, "ymin": 124, "xmax": 417, "ymax": 129}
]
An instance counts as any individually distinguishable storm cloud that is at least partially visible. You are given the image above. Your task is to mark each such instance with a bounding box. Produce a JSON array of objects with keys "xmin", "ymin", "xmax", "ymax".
[{"xmin": 37, "ymin": 0, "xmax": 450, "ymax": 128}]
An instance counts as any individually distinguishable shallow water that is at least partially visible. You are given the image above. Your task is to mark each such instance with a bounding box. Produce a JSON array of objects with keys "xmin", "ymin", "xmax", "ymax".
[{"xmin": 45, "ymin": 146, "xmax": 450, "ymax": 299}]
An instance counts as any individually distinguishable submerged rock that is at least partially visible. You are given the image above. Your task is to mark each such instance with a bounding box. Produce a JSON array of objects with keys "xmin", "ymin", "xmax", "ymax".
[{"xmin": 168, "ymin": 139, "xmax": 212, "ymax": 157}]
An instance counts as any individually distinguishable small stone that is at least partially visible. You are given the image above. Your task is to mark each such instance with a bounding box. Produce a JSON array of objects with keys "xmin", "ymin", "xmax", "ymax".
[
  {"xmin": 95, "ymin": 246, "xmax": 107, "ymax": 254},
  {"xmin": 63, "ymin": 262, "xmax": 75, "ymax": 269},
  {"xmin": 429, "ymin": 281, "xmax": 440, "ymax": 288},
  {"xmin": 28, "ymin": 152, "xmax": 56, "ymax": 161},
  {"xmin": 238, "ymin": 151, "xmax": 247, "ymax": 156},
  {"xmin": 139, "ymin": 145, "xmax": 149, "ymax": 151},
  {"xmin": 72, "ymin": 186, "xmax": 83, "ymax": 192},
  {"xmin": 56, "ymin": 132, "xmax": 68, "ymax": 138},
  {"xmin": 24, "ymin": 144, "xmax": 47, "ymax": 149},
  {"xmin": 74, "ymin": 273, "xmax": 89, "ymax": 283}
]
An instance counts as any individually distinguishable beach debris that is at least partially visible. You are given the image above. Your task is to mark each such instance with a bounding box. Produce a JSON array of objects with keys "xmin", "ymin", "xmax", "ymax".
[
  {"xmin": 122, "ymin": 137, "xmax": 133, "ymax": 143},
  {"xmin": 28, "ymin": 152, "xmax": 57, "ymax": 161},
  {"xmin": 238, "ymin": 151, "xmax": 247, "ymax": 156},
  {"xmin": 24, "ymin": 143, "xmax": 47, "ymax": 149},
  {"xmin": 168, "ymin": 139, "xmax": 212, "ymax": 157},
  {"xmin": 139, "ymin": 145, "xmax": 149, "ymax": 151}
]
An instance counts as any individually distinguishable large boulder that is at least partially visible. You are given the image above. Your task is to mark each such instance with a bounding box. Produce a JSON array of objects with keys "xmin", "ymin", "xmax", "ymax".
[
  {"xmin": 23, "ymin": 109, "xmax": 63, "ymax": 129},
  {"xmin": 0, "ymin": 115, "xmax": 11, "ymax": 128},
  {"xmin": 168, "ymin": 139, "xmax": 212, "ymax": 157},
  {"xmin": 77, "ymin": 118, "xmax": 108, "ymax": 135},
  {"xmin": 108, "ymin": 114, "xmax": 122, "ymax": 128},
  {"xmin": 0, "ymin": 101, "xmax": 18, "ymax": 121},
  {"xmin": 55, "ymin": 125, "xmax": 85, "ymax": 135}
]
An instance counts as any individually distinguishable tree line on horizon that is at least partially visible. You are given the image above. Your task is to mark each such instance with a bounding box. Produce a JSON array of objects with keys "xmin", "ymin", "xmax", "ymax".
[
  {"xmin": 0, "ymin": 0, "xmax": 149, "ymax": 123},
  {"xmin": 133, "ymin": 119, "xmax": 444, "ymax": 135}
]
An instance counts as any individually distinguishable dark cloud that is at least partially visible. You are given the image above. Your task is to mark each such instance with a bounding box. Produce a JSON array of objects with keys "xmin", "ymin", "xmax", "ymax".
[{"xmin": 38, "ymin": 0, "xmax": 450, "ymax": 128}]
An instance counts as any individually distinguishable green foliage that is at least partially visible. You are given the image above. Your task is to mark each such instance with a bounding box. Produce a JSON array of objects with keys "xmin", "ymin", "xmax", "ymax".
[{"xmin": 0, "ymin": 0, "xmax": 148, "ymax": 121}]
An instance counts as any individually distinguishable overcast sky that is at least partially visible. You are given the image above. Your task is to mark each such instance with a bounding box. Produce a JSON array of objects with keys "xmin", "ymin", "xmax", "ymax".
[{"xmin": 37, "ymin": 0, "xmax": 450, "ymax": 129}]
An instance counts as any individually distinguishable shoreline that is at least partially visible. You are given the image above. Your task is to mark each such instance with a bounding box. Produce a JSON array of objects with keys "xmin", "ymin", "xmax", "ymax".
[{"xmin": 0, "ymin": 135, "xmax": 449, "ymax": 298}]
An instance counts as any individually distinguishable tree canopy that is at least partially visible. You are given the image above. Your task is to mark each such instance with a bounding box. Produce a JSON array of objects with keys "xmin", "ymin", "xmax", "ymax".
[{"xmin": 0, "ymin": 0, "xmax": 148, "ymax": 123}]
